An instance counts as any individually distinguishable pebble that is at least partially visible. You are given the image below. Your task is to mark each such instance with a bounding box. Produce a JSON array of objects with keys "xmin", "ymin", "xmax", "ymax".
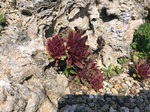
[
  {"xmin": 120, "ymin": 107, "xmax": 129, "ymax": 112},
  {"xmin": 140, "ymin": 82, "xmax": 145, "ymax": 88},
  {"xmin": 125, "ymin": 81, "xmax": 132, "ymax": 86},
  {"xmin": 99, "ymin": 88, "xmax": 105, "ymax": 93},
  {"xmin": 134, "ymin": 107, "xmax": 140, "ymax": 112},
  {"xmin": 106, "ymin": 97, "xmax": 112, "ymax": 102},
  {"xmin": 109, "ymin": 107, "xmax": 117, "ymax": 112},
  {"xmin": 130, "ymin": 88, "xmax": 136, "ymax": 95},
  {"xmin": 114, "ymin": 83, "xmax": 121, "ymax": 90},
  {"xmin": 111, "ymin": 88, "xmax": 118, "ymax": 95},
  {"xmin": 98, "ymin": 99, "xmax": 105, "ymax": 107},
  {"xmin": 89, "ymin": 95, "xmax": 94, "ymax": 99},
  {"xmin": 101, "ymin": 104, "xmax": 109, "ymax": 111},
  {"xmin": 121, "ymin": 83, "xmax": 129, "ymax": 89},
  {"xmin": 88, "ymin": 102, "xmax": 95, "ymax": 108}
]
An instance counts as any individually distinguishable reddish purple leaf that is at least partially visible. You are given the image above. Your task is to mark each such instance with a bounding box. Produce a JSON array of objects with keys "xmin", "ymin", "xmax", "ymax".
[
  {"xmin": 66, "ymin": 30, "xmax": 90, "ymax": 68},
  {"xmin": 47, "ymin": 36, "xmax": 66, "ymax": 59}
]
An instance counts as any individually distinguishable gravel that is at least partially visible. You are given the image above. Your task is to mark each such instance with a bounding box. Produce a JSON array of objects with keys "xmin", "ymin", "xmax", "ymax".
[{"xmin": 58, "ymin": 75, "xmax": 150, "ymax": 112}]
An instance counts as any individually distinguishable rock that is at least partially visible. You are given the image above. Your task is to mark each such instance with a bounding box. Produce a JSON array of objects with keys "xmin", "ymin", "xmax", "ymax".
[
  {"xmin": 0, "ymin": 0, "xmax": 150, "ymax": 112},
  {"xmin": 106, "ymin": 97, "xmax": 112, "ymax": 102},
  {"xmin": 130, "ymin": 88, "xmax": 137, "ymax": 95},
  {"xmin": 121, "ymin": 83, "xmax": 129, "ymax": 90},
  {"xmin": 111, "ymin": 88, "xmax": 118, "ymax": 95},
  {"xmin": 58, "ymin": 105, "xmax": 77, "ymax": 112},
  {"xmin": 114, "ymin": 83, "xmax": 121, "ymax": 90},
  {"xmin": 88, "ymin": 102, "xmax": 95, "ymax": 108},
  {"xmin": 134, "ymin": 107, "xmax": 140, "ymax": 112},
  {"xmin": 39, "ymin": 97, "xmax": 57, "ymax": 112},
  {"xmin": 109, "ymin": 107, "xmax": 117, "ymax": 112},
  {"xmin": 101, "ymin": 104, "xmax": 109, "ymax": 112},
  {"xmin": 89, "ymin": 95, "xmax": 94, "ymax": 99},
  {"xmin": 98, "ymin": 99, "xmax": 105, "ymax": 107},
  {"xmin": 120, "ymin": 107, "xmax": 129, "ymax": 112},
  {"xmin": 140, "ymin": 82, "xmax": 145, "ymax": 88}
]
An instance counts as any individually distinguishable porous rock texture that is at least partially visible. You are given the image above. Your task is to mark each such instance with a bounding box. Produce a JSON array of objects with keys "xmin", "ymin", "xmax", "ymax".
[{"xmin": 0, "ymin": 0, "xmax": 149, "ymax": 112}]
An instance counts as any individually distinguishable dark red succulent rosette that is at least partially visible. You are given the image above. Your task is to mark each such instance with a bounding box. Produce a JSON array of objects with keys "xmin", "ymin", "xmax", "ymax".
[
  {"xmin": 47, "ymin": 36, "xmax": 67, "ymax": 66},
  {"xmin": 78, "ymin": 59, "xmax": 103, "ymax": 91},
  {"xmin": 47, "ymin": 36, "xmax": 66, "ymax": 59},
  {"xmin": 66, "ymin": 30, "xmax": 90, "ymax": 68},
  {"xmin": 136, "ymin": 60, "xmax": 150, "ymax": 79},
  {"xmin": 90, "ymin": 73, "xmax": 103, "ymax": 91}
]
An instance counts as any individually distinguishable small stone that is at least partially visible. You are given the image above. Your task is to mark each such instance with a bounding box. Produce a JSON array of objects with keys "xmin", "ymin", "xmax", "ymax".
[
  {"xmin": 114, "ymin": 83, "xmax": 121, "ymax": 90},
  {"xmin": 130, "ymin": 98, "xmax": 136, "ymax": 103},
  {"xmin": 120, "ymin": 107, "xmax": 129, "ymax": 112},
  {"xmin": 98, "ymin": 99, "xmax": 105, "ymax": 107},
  {"xmin": 89, "ymin": 102, "xmax": 95, "ymax": 108},
  {"xmin": 89, "ymin": 94, "xmax": 94, "ymax": 99},
  {"xmin": 101, "ymin": 104, "xmax": 109, "ymax": 111},
  {"xmin": 121, "ymin": 83, "xmax": 128, "ymax": 89},
  {"xmin": 135, "ymin": 89, "xmax": 140, "ymax": 93},
  {"xmin": 112, "ymin": 103, "xmax": 117, "ymax": 109},
  {"xmin": 111, "ymin": 88, "xmax": 118, "ymax": 95},
  {"xmin": 125, "ymin": 81, "xmax": 132, "ymax": 87},
  {"xmin": 89, "ymin": 89, "xmax": 97, "ymax": 95},
  {"xmin": 99, "ymin": 88, "xmax": 105, "ymax": 93},
  {"xmin": 134, "ymin": 107, "xmax": 140, "ymax": 112},
  {"xmin": 81, "ymin": 86, "xmax": 88, "ymax": 90},
  {"xmin": 140, "ymin": 82, "xmax": 145, "ymax": 88},
  {"xmin": 118, "ymin": 97, "xmax": 124, "ymax": 103},
  {"xmin": 106, "ymin": 97, "xmax": 112, "ymax": 102},
  {"xmin": 130, "ymin": 88, "xmax": 136, "ymax": 95},
  {"xmin": 109, "ymin": 107, "xmax": 117, "ymax": 112}
]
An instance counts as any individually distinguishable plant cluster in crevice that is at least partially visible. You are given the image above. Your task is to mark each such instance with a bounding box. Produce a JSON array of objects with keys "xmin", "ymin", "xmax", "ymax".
[
  {"xmin": 130, "ymin": 22, "xmax": 150, "ymax": 59},
  {"xmin": 130, "ymin": 22, "xmax": 150, "ymax": 80},
  {"xmin": 46, "ymin": 30, "xmax": 103, "ymax": 91},
  {"xmin": 0, "ymin": 14, "xmax": 6, "ymax": 27},
  {"xmin": 101, "ymin": 64, "xmax": 122, "ymax": 79}
]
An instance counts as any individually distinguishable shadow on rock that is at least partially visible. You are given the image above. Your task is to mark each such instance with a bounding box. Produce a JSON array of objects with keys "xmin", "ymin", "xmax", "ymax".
[{"xmin": 57, "ymin": 90, "xmax": 150, "ymax": 112}]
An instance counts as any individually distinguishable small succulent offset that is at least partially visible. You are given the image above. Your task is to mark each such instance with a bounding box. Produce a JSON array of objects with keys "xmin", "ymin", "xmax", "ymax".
[
  {"xmin": 78, "ymin": 59, "xmax": 103, "ymax": 91},
  {"xmin": 101, "ymin": 64, "xmax": 115, "ymax": 78},
  {"xmin": 46, "ymin": 30, "xmax": 103, "ymax": 91},
  {"xmin": 0, "ymin": 14, "xmax": 5, "ymax": 25},
  {"xmin": 135, "ymin": 60, "xmax": 150, "ymax": 80}
]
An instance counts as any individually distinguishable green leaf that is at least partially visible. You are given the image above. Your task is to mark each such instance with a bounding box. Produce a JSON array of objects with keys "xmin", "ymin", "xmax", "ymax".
[
  {"xmin": 110, "ymin": 71, "xmax": 115, "ymax": 76},
  {"xmin": 64, "ymin": 69, "xmax": 67, "ymax": 74},
  {"xmin": 0, "ymin": 14, "xmax": 4, "ymax": 24},
  {"xmin": 60, "ymin": 55, "xmax": 66, "ymax": 60},
  {"xmin": 133, "ymin": 55, "xmax": 138, "ymax": 63},
  {"xmin": 116, "ymin": 66, "xmax": 122, "ymax": 74},
  {"xmin": 66, "ymin": 71, "xmax": 69, "ymax": 77},
  {"xmin": 107, "ymin": 72, "xmax": 111, "ymax": 78},
  {"xmin": 69, "ymin": 69, "xmax": 75, "ymax": 74},
  {"xmin": 101, "ymin": 67, "xmax": 107, "ymax": 72},
  {"xmin": 49, "ymin": 58, "xmax": 55, "ymax": 62},
  {"xmin": 108, "ymin": 64, "xmax": 112, "ymax": 71}
]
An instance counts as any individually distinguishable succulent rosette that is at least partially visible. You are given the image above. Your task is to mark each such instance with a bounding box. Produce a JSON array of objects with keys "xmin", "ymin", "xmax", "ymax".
[
  {"xmin": 90, "ymin": 74, "xmax": 103, "ymax": 91},
  {"xmin": 78, "ymin": 59, "xmax": 103, "ymax": 91},
  {"xmin": 135, "ymin": 60, "xmax": 150, "ymax": 79},
  {"xmin": 47, "ymin": 36, "xmax": 66, "ymax": 65},
  {"xmin": 66, "ymin": 30, "xmax": 90, "ymax": 68}
]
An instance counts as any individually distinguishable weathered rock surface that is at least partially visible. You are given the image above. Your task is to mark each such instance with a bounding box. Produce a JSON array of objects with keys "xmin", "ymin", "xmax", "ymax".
[{"xmin": 0, "ymin": 0, "xmax": 150, "ymax": 111}]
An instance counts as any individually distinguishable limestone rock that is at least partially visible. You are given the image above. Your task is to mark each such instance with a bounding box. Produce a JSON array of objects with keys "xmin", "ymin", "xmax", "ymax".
[{"xmin": 0, "ymin": 0, "xmax": 149, "ymax": 111}]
